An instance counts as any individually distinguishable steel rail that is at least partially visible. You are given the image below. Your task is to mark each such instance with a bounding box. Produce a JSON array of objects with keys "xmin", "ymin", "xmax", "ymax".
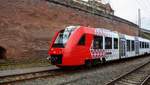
[
  {"xmin": 0, "ymin": 68, "xmax": 61, "ymax": 85},
  {"xmin": 106, "ymin": 60, "xmax": 150, "ymax": 85},
  {"xmin": 141, "ymin": 75, "xmax": 150, "ymax": 85}
]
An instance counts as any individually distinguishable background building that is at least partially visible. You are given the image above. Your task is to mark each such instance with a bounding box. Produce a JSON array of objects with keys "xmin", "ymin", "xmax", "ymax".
[
  {"xmin": 73, "ymin": 0, "xmax": 114, "ymax": 15},
  {"xmin": 0, "ymin": 0, "xmax": 138, "ymax": 59}
]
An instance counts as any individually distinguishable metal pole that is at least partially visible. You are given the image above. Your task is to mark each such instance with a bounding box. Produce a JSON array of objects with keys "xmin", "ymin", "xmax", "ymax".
[{"xmin": 138, "ymin": 9, "xmax": 141, "ymax": 37}]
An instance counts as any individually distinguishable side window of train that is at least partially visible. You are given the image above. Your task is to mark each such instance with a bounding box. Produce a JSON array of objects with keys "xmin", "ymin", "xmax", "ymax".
[
  {"xmin": 145, "ymin": 43, "xmax": 147, "ymax": 48},
  {"xmin": 142, "ymin": 42, "xmax": 144, "ymax": 48},
  {"xmin": 146, "ymin": 43, "xmax": 148, "ymax": 48},
  {"xmin": 78, "ymin": 34, "xmax": 85, "ymax": 45},
  {"xmin": 131, "ymin": 41, "xmax": 135, "ymax": 51},
  {"xmin": 114, "ymin": 38, "xmax": 118, "ymax": 49},
  {"xmin": 93, "ymin": 36, "xmax": 103, "ymax": 49},
  {"xmin": 146, "ymin": 42, "xmax": 149, "ymax": 48},
  {"xmin": 105, "ymin": 37, "xmax": 112, "ymax": 49},
  {"xmin": 127, "ymin": 40, "xmax": 130, "ymax": 51},
  {"xmin": 140, "ymin": 42, "xmax": 142, "ymax": 48},
  {"xmin": 145, "ymin": 42, "xmax": 148, "ymax": 48}
]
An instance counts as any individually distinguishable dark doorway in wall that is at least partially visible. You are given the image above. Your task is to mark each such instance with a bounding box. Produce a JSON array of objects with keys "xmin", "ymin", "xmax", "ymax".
[{"xmin": 0, "ymin": 46, "xmax": 6, "ymax": 59}]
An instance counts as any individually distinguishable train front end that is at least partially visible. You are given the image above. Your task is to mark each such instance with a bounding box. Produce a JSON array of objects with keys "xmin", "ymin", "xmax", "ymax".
[{"xmin": 47, "ymin": 26, "xmax": 77, "ymax": 67}]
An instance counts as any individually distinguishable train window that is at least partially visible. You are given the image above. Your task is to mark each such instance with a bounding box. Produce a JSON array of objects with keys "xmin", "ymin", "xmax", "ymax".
[
  {"xmin": 143, "ymin": 42, "xmax": 145, "ymax": 48},
  {"xmin": 53, "ymin": 27, "xmax": 75, "ymax": 47},
  {"xmin": 93, "ymin": 36, "xmax": 103, "ymax": 49},
  {"xmin": 145, "ymin": 43, "xmax": 147, "ymax": 48},
  {"xmin": 127, "ymin": 40, "xmax": 130, "ymax": 51},
  {"xmin": 142, "ymin": 42, "xmax": 144, "ymax": 48},
  {"xmin": 78, "ymin": 34, "xmax": 85, "ymax": 45},
  {"xmin": 114, "ymin": 38, "xmax": 118, "ymax": 49},
  {"xmin": 146, "ymin": 43, "xmax": 148, "ymax": 48},
  {"xmin": 105, "ymin": 37, "xmax": 112, "ymax": 49},
  {"xmin": 131, "ymin": 41, "xmax": 135, "ymax": 51},
  {"xmin": 140, "ymin": 42, "xmax": 142, "ymax": 48},
  {"xmin": 148, "ymin": 43, "xmax": 149, "ymax": 48}
]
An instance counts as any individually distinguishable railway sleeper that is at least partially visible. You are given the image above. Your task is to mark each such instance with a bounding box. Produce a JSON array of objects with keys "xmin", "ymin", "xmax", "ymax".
[
  {"xmin": 116, "ymin": 80, "xmax": 135, "ymax": 85},
  {"xmin": 120, "ymin": 79, "xmax": 140, "ymax": 84},
  {"xmin": 125, "ymin": 75, "xmax": 147, "ymax": 80}
]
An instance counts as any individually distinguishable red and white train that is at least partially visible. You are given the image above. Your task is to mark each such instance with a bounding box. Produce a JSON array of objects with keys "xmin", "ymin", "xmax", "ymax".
[{"xmin": 47, "ymin": 26, "xmax": 150, "ymax": 67}]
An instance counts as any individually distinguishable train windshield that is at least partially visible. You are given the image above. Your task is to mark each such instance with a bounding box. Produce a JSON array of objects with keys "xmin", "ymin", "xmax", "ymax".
[{"xmin": 53, "ymin": 26, "xmax": 76, "ymax": 47}]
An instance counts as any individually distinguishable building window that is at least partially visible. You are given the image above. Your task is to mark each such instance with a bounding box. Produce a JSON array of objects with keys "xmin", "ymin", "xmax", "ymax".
[
  {"xmin": 105, "ymin": 37, "xmax": 112, "ymax": 49},
  {"xmin": 114, "ymin": 38, "xmax": 118, "ymax": 49},
  {"xmin": 78, "ymin": 34, "xmax": 85, "ymax": 45},
  {"xmin": 131, "ymin": 41, "xmax": 135, "ymax": 51},
  {"xmin": 93, "ymin": 36, "xmax": 103, "ymax": 49},
  {"xmin": 127, "ymin": 40, "xmax": 130, "ymax": 51}
]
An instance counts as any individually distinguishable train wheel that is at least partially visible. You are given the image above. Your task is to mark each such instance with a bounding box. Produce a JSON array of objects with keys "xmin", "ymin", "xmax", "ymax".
[
  {"xmin": 85, "ymin": 60, "xmax": 92, "ymax": 68},
  {"xmin": 102, "ymin": 58, "xmax": 106, "ymax": 64},
  {"xmin": 93, "ymin": 59, "xmax": 101, "ymax": 65}
]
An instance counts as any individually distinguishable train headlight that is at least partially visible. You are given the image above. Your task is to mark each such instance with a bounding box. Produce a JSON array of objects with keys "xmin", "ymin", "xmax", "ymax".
[
  {"xmin": 47, "ymin": 56, "xmax": 51, "ymax": 60},
  {"xmin": 51, "ymin": 48, "xmax": 54, "ymax": 51}
]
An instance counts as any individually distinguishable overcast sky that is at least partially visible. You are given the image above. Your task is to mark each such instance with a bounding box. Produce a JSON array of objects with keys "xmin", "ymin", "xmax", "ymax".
[
  {"xmin": 83, "ymin": 0, "xmax": 150, "ymax": 30},
  {"xmin": 109, "ymin": 0, "xmax": 150, "ymax": 30}
]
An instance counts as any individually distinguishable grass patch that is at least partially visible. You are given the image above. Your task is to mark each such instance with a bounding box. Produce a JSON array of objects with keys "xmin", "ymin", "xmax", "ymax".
[{"xmin": 0, "ymin": 57, "xmax": 51, "ymax": 71}]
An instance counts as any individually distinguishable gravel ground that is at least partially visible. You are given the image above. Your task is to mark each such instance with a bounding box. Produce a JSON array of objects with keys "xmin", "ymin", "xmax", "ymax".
[
  {"xmin": 14, "ymin": 56, "xmax": 150, "ymax": 85},
  {"xmin": 146, "ymin": 78, "xmax": 150, "ymax": 85}
]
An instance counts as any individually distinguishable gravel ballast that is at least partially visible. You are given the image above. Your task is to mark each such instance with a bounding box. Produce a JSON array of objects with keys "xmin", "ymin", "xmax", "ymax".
[{"xmin": 15, "ymin": 56, "xmax": 150, "ymax": 85}]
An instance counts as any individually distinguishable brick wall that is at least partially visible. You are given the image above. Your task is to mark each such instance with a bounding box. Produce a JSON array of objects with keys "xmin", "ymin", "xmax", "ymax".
[
  {"xmin": 0, "ymin": 0, "xmax": 139, "ymax": 59},
  {"xmin": 46, "ymin": 0, "xmax": 139, "ymax": 35}
]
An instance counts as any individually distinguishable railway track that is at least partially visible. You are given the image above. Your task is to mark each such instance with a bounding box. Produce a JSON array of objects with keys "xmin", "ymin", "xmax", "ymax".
[
  {"xmin": 0, "ymin": 68, "xmax": 62, "ymax": 85},
  {"xmin": 0, "ymin": 56, "xmax": 150, "ymax": 85},
  {"xmin": 106, "ymin": 60, "xmax": 150, "ymax": 85},
  {"xmin": 141, "ymin": 75, "xmax": 150, "ymax": 85},
  {"xmin": 0, "ymin": 66, "xmax": 85, "ymax": 85}
]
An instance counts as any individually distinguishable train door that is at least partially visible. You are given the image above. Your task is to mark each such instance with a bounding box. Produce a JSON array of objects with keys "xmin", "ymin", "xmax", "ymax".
[
  {"xmin": 119, "ymin": 38, "xmax": 126, "ymax": 58},
  {"xmin": 119, "ymin": 33, "xmax": 126, "ymax": 59},
  {"xmin": 135, "ymin": 37, "xmax": 139, "ymax": 55}
]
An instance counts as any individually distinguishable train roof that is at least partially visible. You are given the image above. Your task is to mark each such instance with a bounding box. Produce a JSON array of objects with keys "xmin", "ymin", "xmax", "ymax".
[
  {"xmin": 67, "ymin": 26, "xmax": 150, "ymax": 42},
  {"xmin": 138, "ymin": 37, "xmax": 150, "ymax": 42},
  {"xmin": 124, "ymin": 34, "xmax": 135, "ymax": 40},
  {"xmin": 93, "ymin": 27, "xmax": 118, "ymax": 37}
]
